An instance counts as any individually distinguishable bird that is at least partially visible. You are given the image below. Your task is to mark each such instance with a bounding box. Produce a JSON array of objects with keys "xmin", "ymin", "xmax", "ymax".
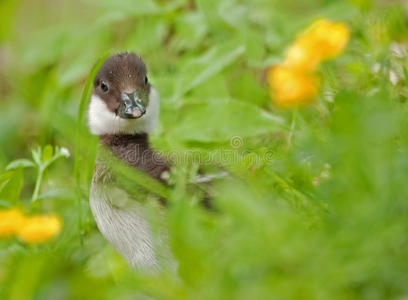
[{"xmin": 87, "ymin": 52, "xmax": 171, "ymax": 270}]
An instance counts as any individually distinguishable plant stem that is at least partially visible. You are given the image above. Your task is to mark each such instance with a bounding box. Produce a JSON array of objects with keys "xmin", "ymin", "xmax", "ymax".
[
  {"xmin": 74, "ymin": 53, "xmax": 109, "ymax": 245},
  {"xmin": 287, "ymin": 110, "xmax": 298, "ymax": 147},
  {"xmin": 31, "ymin": 166, "xmax": 44, "ymax": 203}
]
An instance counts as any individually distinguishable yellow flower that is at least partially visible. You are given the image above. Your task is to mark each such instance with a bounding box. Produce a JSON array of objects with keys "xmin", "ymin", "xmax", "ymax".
[
  {"xmin": 18, "ymin": 215, "xmax": 61, "ymax": 244},
  {"xmin": 268, "ymin": 19, "xmax": 349, "ymax": 108},
  {"xmin": 267, "ymin": 65, "xmax": 319, "ymax": 108},
  {"xmin": 308, "ymin": 19, "xmax": 350, "ymax": 60},
  {"xmin": 0, "ymin": 208, "xmax": 25, "ymax": 237},
  {"xmin": 284, "ymin": 37, "xmax": 321, "ymax": 70},
  {"xmin": 284, "ymin": 19, "xmax": 350, "ymax": 70}
]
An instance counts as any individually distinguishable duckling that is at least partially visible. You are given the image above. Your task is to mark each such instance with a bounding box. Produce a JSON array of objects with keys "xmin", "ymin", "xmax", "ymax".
[{"xmin": 88, "ymin": 52, "xmax": 170, "ymax": 270}]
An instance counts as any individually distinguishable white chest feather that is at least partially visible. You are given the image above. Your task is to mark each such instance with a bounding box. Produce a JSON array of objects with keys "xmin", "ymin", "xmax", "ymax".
[
  {"xmin": 89, "ymin": 185, "xmax": 160, "ymax": 269},
  {"xmin": 90, "ymin": 184, "xmax": 171, "ymax": 270}
]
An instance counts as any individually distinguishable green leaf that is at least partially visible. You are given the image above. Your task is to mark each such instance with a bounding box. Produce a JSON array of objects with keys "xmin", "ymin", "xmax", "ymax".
[
  {"xmin": 173, "ymin": 43, "xmax": 246, "ymax": 99},
  {"xmin": 218, "ymin": 1, "xmax": 248, "ymax": 28},
  {"xmin": 124, "ymin": 18, "xmax": 167, "ymax": 54},
  {"xmin": 169, "ymin": 12, "xmax": 208, "ymax": 52},
  {"xmin": 85, "ymin": 0, "xmax": 160, "ymax": 16},
  {"xmin": 0, "ymin": 171, "xmax": 12, "ymax": 193},
  {"xmin": 37, "ymin": 188, "xmax": 75, "ymax": 200},
  {"xmin": 31, "ymin": 147, "xmax": 42, "ymax": 165},
  {"xmin": 0, "ymin": 169, "xmax": 23, "ymax": 204},
  {"xmin": 169, "ymin": 99, "xmax": 284, "ymax": 143},
  {"xmin": 42, "ymin": 145, "xmax": 54, "ymax": 163},
  {"xmin": 196, "ymin": 0, "xmax": 229, "ymax": 29},
  {"xmin": 6, "ymin": 159, "xmax": 35, "ymax": 170},
  {"xmin": 75, "ymin": 53, "xmax": 110, "ymax": 186}
]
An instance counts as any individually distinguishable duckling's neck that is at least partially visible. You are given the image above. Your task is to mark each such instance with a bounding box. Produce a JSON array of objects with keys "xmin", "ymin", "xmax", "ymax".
[
  {"xmin": 99, "ymin": 133, "xmax": 168, "ymax": 182},
  {"xmin": 100, "ymin": 133, "xmax": 149, "ymax": 149}
]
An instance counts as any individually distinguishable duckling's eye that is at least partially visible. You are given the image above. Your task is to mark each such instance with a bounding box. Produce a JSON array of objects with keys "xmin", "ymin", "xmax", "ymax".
[
  {"xmin": 100, "ymin": 81, "xmax": 109, "ymax": 93},
  {"xmin": 144, "ymin": 76, "xmax": 148, "ymax": 85}
]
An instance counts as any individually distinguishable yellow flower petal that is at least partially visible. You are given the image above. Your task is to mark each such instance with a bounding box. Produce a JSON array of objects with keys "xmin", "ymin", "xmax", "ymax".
[
  {"xmin": 284, "ymin": 19, "xmax": 350, "ymax": 70},
  {"xmin": 284, "ymin": 38, "xmax": 321, "ymax": 70},
  {"xmin": 0, "ymin": 208, "xmax": 25, "ymax": 237},
  {"xmin": 310, "ymin": 21, "xmax": 350, "ymax": 60},
  {"xmin": 18, "ymin": 215, "xmax": 62, "ymax": 244},
  {"xmin": 267, "ymin": 65, "xmax": 319, "ymax": 108}
]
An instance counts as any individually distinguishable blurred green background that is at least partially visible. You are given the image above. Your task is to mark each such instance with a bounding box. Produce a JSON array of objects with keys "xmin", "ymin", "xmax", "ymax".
[{"xmin": 1, "ymin": 0, "xmax": 408, "ymax": 299}]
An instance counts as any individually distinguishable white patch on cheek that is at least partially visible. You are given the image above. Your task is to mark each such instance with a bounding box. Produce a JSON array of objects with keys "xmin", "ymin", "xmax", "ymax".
[
  {"xmin": 87, "ymin": 95, "xmax": 117, "ymax": 135},
  {"xmin": 87, "ymin": 87, "xmax": 160, "ymax": 135}
]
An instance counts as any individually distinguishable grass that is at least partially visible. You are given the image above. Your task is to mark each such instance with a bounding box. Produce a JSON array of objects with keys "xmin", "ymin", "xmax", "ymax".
[{"xmin": 1, "ymin": 0, "xmax": 408, "ymax": 299}]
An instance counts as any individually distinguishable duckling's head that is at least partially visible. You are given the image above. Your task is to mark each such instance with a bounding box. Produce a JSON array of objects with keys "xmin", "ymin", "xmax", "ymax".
[{"xmin": 88, "ymin": 52, "xmax": 159, "ymax": 135}]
